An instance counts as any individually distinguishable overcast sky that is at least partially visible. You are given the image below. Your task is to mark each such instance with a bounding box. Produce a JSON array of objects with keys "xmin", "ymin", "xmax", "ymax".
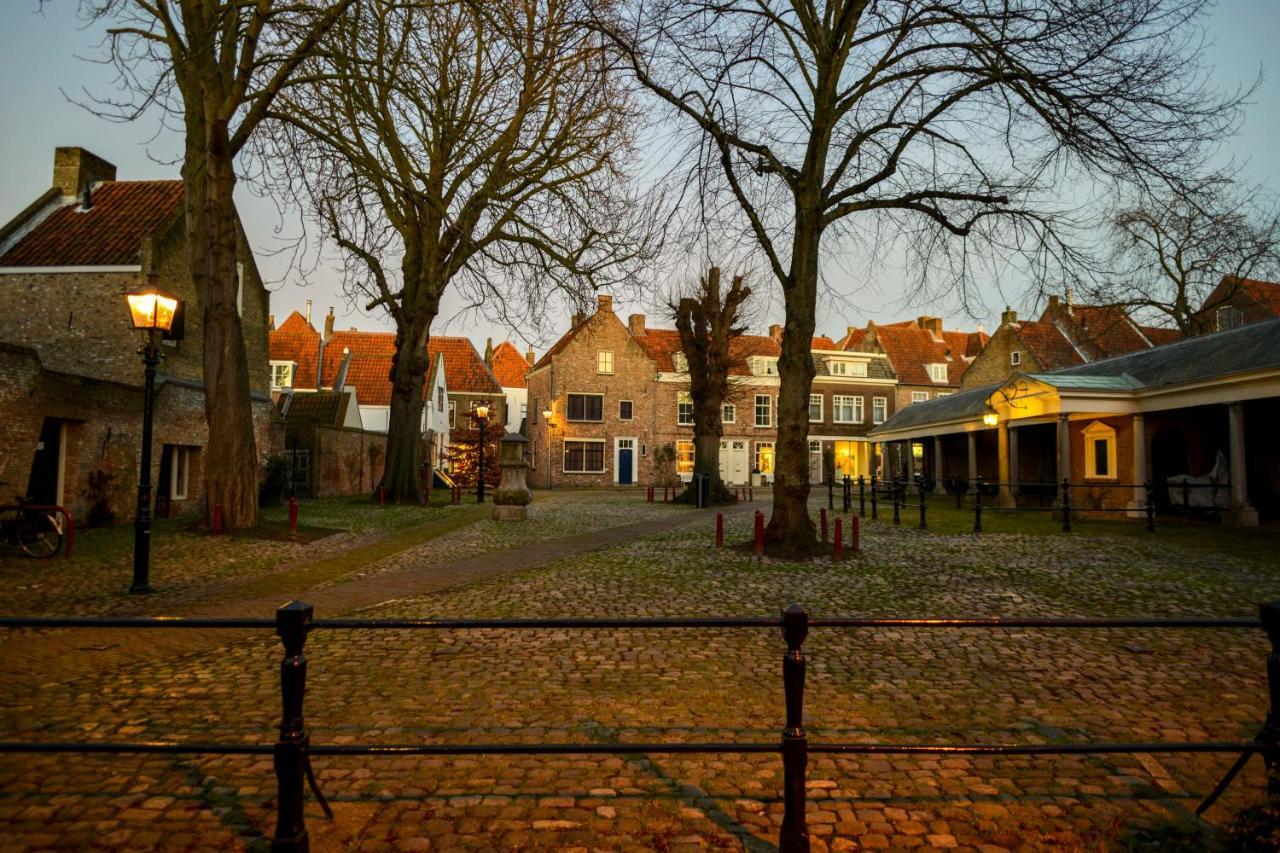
[{"xmin": 1, "ymin": 1, "xmax": 1276, "ymax": 352}]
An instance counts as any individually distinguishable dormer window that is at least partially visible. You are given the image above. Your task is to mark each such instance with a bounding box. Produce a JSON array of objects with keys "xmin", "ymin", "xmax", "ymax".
[
  {"xmin": 270, "ymin": 361, "xmax": 295, "ymax": 390},
  {"xmin": 827, "ymin": 359, "xmax": 867, "ymax": 377},
  {"xmin": 672, "ymin": 352, "xmax": 688, "ymax": 373},
  {"xmin": 927, "ymin": 363, "xmax": 948, "ymax": 383},
  {"xmin": 749, "ymin": 356, "xmax": 778, "ymax": 376}
]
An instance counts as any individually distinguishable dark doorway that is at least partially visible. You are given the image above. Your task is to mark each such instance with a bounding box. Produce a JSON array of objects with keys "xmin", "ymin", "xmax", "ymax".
[
  {"xmin": 25, "ymin": 418, "xmax": 64, "ymax": 505},
  {"xmin": 1151, "ymin": 427, "xmax": 1190, "ymax": 506}
]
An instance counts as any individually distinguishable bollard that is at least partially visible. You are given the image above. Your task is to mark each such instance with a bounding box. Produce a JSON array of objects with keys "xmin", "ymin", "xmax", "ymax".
[
  {"xmin": 870, "ymin": 475, "xmax": 878, "ymax": 520},
  {"xmin": 288, "ymin": 497, "xmax": 298, "ymax": 532},
  {"xmin": 213, "ymin": 504, "xmax": 223, "ymax": 536},
  {"xmin": 918, "ymin": 481, "xmax": 927, "ymax": 530},
  {"xmin": 378, "ymin": 486, "xmax": 385, "ymax": 505},
  {"xmin": 973, "ymin": 479, "xmax": 983, "ymax": 534},
  {"xmin": 819, "ymin": 508, "xmax": 828, "ymax": 543},
  {"xmin": 1145, "ymin": 481, "xmax": 1156, "ymax": 533},
  {"xmin": 833, "ymin": 517, "xmax": 843, "ymax": 561},
  {"xmin": 858, "ymin": 476, "xmax": 866, "ymax": 517},
  {"xmin": 779, "ymin": 604, "xmax": 810, "ymax": 852},
  {"xmin": 754, "ymin": 509, "xmax": 764, "ymax": 557},
  {"xmin": 850, "ymin": 514, "xmax": 860, "ymax": 552},
  {"xmin": 1061, "ymin": 478, "xmax": 1072, "ymax": 533},
  {"xmin": 272, "ymin": 600, "xmax": 314, "ymax": 853},
  {"xmin": 716, "ymin": 513, "xmax": 724, "ymax": 548}
]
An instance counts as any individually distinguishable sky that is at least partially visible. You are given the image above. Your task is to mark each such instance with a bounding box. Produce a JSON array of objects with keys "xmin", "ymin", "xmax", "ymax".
[{"xmin": 1, "ymin": 1, "xmax": 1277, "ymax": 352}]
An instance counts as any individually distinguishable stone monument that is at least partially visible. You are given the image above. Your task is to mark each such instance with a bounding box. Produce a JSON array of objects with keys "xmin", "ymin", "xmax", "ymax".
[{"xmin": 492, "ymin": 432, "xmax": 532, "ymax": 520}]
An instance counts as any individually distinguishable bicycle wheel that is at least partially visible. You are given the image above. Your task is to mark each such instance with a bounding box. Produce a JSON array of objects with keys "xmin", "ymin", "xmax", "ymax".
[{"xmin": 16, "ymin": 511, "xmax": 61, "ymax": 559}]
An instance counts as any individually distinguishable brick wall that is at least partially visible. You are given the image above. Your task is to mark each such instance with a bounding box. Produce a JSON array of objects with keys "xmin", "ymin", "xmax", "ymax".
[
  {"xmin": 313, "ymin": 426, "xmax": 387, "ymax": 498},
  {"xmin": 1068, "ymin": 416, "xmax": 1135, "ymax": 511},
  {"xmin": 960, "ymin": 325, "xmax": 1043, "ymax": 389}
]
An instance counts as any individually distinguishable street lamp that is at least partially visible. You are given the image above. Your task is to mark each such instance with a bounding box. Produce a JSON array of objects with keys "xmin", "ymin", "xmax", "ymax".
[
  {"xmin": 474, "ymin": 403, "xmax": 490, "ymax": 503},
  {"xmin": 542, "ymin": 409, "xmax": 555, "ymax": 490},
  {"xmin": 982, "ymin": 406, "xmax": 999, "ymax": 428},
  {"xmin": 125, "ymin": 276, "xmax": 181, "ymax": 594}
]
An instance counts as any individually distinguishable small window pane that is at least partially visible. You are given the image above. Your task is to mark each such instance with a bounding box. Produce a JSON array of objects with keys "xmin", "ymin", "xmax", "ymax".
[{"xmin": 619, "ymin": 400, "xmax": 633, "ymax": 420}]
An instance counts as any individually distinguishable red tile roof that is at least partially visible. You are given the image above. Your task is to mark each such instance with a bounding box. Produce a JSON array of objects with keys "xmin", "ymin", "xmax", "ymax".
[
  {"xmin": 812, "ymin": 336, "xmax": 837, "ymax": 350},
  {"xmin": 632, "ymin": 327, "xmax": 780, "ymax": 375},
  {"xmin": 269, "ymin": 312, "xmax": 321, "ymax": 387},
  {"xmin": 0, "ymin": 181, "xmax": 184, "ymax": 266},
  {"xmin": 1015, "ymin": 321, "xmax": 1085, "ymax": 371},
  {"xmin": 1068, "ymin": 305, "xmax": 1152, "ymax": 357},
  {"xmin": 838, "ymin": 327, "xmax": 868, "ymax": 350},
  {"xmin": 490, "ymin": 341, "xmax": 531, "ymax": 388},
  {"xmin": 863, "ymin": 322, "xmax": 984, "ymax": 386},
  {"xmin": 1141, "ymin": 326, "xmax": 1182, "ymax": 346}
]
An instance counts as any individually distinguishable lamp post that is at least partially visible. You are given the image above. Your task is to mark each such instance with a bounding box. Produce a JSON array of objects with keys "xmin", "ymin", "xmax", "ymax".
[
  {"xmin": 124, "ymin": 277, "xmax": 181, "ymax": 594},
  {"xmin": 542, "ymin": 409, "xmax": 555, "ymax": 491},
  {"xmin": 474, "ymin": 403, "xmax": 490, "ymax": 503}
]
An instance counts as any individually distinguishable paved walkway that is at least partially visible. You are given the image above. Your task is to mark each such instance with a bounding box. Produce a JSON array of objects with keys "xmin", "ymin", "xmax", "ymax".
[{"xmin": 0, "ymin": 501, "xmax": 762, "ymax": 692}]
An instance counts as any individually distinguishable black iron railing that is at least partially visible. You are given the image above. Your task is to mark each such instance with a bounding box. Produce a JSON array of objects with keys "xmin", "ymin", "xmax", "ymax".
[{"xmin": 1, "ymin": 604, "xmax": 1278, "ymax": 853}]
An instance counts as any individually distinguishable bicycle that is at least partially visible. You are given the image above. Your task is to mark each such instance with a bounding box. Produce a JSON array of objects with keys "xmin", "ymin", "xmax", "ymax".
[{"xmin": 0, "ymin": 493, "xmax": 63, "ymax": 559}]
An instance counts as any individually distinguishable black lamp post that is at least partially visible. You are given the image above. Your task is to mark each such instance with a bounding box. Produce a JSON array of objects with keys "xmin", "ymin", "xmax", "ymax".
[
  {"xmin": 474, "ymin": 403, "xmax": 490, "ymax": 503},
  {"xmin": 125, "ymin": 277, "xmax": 181, "ymax": 594},
  {"xmin": 542, "ymin": 409, "xmax": 555, "ymax": 491}
]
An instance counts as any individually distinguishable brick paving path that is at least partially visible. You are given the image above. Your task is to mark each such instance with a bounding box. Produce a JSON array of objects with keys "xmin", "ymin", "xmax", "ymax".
[{"xmin": 2, "ymin": 496, "xmax": 1278, "ymax": 851}]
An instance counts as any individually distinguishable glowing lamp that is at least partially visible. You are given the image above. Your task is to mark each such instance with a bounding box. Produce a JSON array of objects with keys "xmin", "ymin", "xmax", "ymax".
[
  {"xmin": 475, "ymin": 404, "xmax": 489, "ymax": 419},
  {"xmin": 126, "ymin": 281, "xmax": 180, "ymax": 332},
  {"xmin": 982, "ymin": 409, "xmax": 999, "ymax": 427},
  {"xmin": 542, "ymin": 409, "xmax": 554, "ymax": 421}
]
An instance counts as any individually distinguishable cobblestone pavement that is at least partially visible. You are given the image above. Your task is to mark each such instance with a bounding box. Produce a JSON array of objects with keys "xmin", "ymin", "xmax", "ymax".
[{"xmin": 2, "ymin": 495, "xmax": 1279, "ymax": 851}]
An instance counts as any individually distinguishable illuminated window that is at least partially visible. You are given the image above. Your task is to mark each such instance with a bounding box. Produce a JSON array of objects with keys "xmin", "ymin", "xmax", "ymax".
[
  {"xmin": 269, "ymin": 361, "xmax": 294, "ymax": 390},
  {"xmin": 808, "ymin": 394, "xmax": 823, "ymax": 422},
  {"xmin": 597, "ymin": 351, "xmax": 614, "ymax": 374},
  {"xmin": 677, "ymin": 392, "xmax": 694, "ymax": 425},
  {"xmin": 755, "ymin": 441, "xmax": 775, "ymax": 474},
  {"xmin": 754, "ymin": 394, "xmax": 772, "ymax": 428},
  {"xmin": 1083, "ymin": 421, "xmax": 1118, "ymax": 479},
  {"xmin": 676, "ymin": 440, "xmax": 695, "ymax": 475}
]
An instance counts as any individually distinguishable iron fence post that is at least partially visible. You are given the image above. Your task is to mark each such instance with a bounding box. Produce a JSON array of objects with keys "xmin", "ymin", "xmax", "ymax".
[
  {"xmin": 973, "ymin": 477, "xmax": 983, "ymax": 533},
  {"xmin": 1145, "ymin": 480, "xmax": 1156, "ymax": 533},
  {"xmin": 780, "ymin": 604, "xmax": 810, "ymax": 853},
  {"xmin": 870, "ymin": 475, "xmax": 878, "ymax": 520},
  {"xmin": 273, "ymin": 600, "xmax": 314, "ymax": 853},
  {"xmin": 918, "ymin": 480, "xmax": 927, "ymax": 530},
  {"xmin": 827, "ymin": 476, "xmax": 833, "ymax": 511},
  {"xmin": 1061, "ymin": 479, "xmax": 1072, "ymax": 533},
  {"xmin": 858, "ymin": 476, "xmax": 866, "ymax": 517},
  {"xmin": 842, "ymin": 476, "xmax": 850, "ymax": 513},
  {"xmin": 1261, "ymin": 601, "xmax": 1280, "ymax": 800}
]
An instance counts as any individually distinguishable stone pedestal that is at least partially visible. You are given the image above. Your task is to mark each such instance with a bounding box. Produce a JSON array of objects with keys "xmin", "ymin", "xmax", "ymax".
[{"xmin": 492, "ymin": 432, "xmax": 532, "ymax": 521}]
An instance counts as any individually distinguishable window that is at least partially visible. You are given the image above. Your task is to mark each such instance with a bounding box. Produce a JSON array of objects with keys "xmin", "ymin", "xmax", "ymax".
[
  {"xmin": 169, "ymin": 446, "xmax": 191, "ymax": 500},
  {"xmin": 672, "ymin": 353, "xmax": 688, "ymax": 373},
  {"xmin": 754, "ymin": 394, "xmax": 772, "ymax": 428},
  {"xmin": 567, "ymin": 393, "xmax": 604, "ymax": 422},
  {"xmin": 437, "ymin": 387, "xmax": 445, "ymax": 410},
  {"xmin": 1010, "ymin": 351, "xmax": 1022, "ymax": 367},
  {"xmin": 270, "ymin": 361, "xmax": 294, "ymax": 390},
  {"xmin": 750, "ymin": 356, "xmax": 778, "ymax": 376},
  {"xmin": 676, "ymin": 440, "xmax": 695, "ymax": 475},
  {"xmin": 722, "ymin": 403, "xmax": 736, "ymax": 424},
  {"xmin": 1217, "ymin": 305, "xmax": 1244, "ymax": 331},
  {"xmin": 832, "ymin": 395, "xmax": 856, "ymax": 423},
  {"xmin": 564, "ymin": 439, "xmax": 606, "ymax": 473},
  {"xmin": 911, "ymin": 391, "xmax": 929, "ymax": 404},
  {"xmin": 928, "ymin": 363, "xmax": 948, "ymax": 383},
  {"xmin": 853, "ymin": 396, "xmax": 865, "ymax": 423},
  {"xmin": 755, "ymin": 441, "xmax": 775, "ymax": 474},
  {"xmin": 1083, "ymin": 421, "xmax": 1118, "ymax": 479},
  {"xmin": 449, "ymin": 401, "xmax": 456, "ymax": 428},
  {"xmin": 828, "ymin": 360, "xmax": 868, "ymax": 377},
  {"xmin": 808, "ymin": 394, "xmax": 823, "ymax": 423},
  {"xmin": 677, "ymin": 392, "xmax": 694, "ymax": 425},
  {"xmin": 597, "ymin": 351, "xmax": 614, "ymax": 374},
  {"xmin": 619, "ymin": 400, "xmax": 634, "ymax": 421},
  {"xmin": 284, "ymin": 449, "xmax": 309, "ymax": 492},
  {"xmin": 872, "ymin": 397, "xmax": 887, "ymax": 424}
]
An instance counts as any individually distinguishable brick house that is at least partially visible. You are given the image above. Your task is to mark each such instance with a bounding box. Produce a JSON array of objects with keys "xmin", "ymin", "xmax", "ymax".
[
  {"xmin": 1194, "ymin": 276, "xmax": 1280, "ymax": 332},
  {"xmin": 0, "ymin": 147, "xmax": 273, "ymax": 524},
  {"xmin": 807, "ymin": 344, "xmax": 898, "ymax": 481}
]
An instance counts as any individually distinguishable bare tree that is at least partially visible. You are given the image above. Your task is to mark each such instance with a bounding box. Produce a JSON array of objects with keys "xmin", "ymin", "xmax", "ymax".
[
  {"xmin": 595, "ymin": 0, "xmax": 1243, "ymax": 553},
  {"xmin": 78, "ymin": 0, "xmax": 355, "ymax": 528},
  {"xmin": 669, "ymin": 266, "xmax": 752, "ymax": 504},
  {"xmin": 259, "ymin": 0, "xmax": 651, "ymax": 502},
  {"xmin": 1085, "ymin": 174, "xmax": 1280, "ymax": 334}
]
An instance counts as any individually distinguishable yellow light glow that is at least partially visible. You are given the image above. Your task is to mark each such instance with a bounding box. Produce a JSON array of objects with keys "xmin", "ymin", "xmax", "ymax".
[
  {"xmin": 125, "ymin": 287, "xmax": 179, "ymax": 332},
  {"xmin": 475, "ymin": 404, "xmax": 490, "ymax": 419},
  {"xmin": 542, "ymin": 409, "xmax": 554, "ymax": 420},
  {"xmin": 982, "ymin": 411, "xmax": 999, "ymax": 427}
]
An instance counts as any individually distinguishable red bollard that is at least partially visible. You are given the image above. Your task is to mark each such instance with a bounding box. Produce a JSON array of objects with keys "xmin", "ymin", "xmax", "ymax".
[
  {"xmin": 754, "ymin": 509, "xmax": 764, "ymax": 557},
  {"xmin": 288, "ymin": 496, "xmax": 298, "ymax": 532},
  {"xmin": 833, "ymin": 517, "xmax": 843, "ymax": 561},
  {"xmin": 716, "ymin": 512, "xmax": 724, "ymax": 548},
  {"xmin": 851, "ymin": 514, "xmax": 860, "ymax": 553},
  {"xmin": 820, "ymin": 507, "xmax": 828, "ymax": 543},
  {"xmin": 378, "ymin": 485, "xmax": 385, "ymax": 505},
  {"xmin": 647, "ymin": 485, "xmax": 653, "ymax": 503},
  {"xmin": 213, "ymin": 504, "xmax": 223, "ymax": 536}
]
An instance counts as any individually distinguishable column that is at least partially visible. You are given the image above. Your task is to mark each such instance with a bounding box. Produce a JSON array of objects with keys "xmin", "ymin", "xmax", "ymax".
[
  {"xmin": 932, "ymin": 435, "xmax": 946, "ymax": 493},
  {"xmin": 1128, "ymin": 414, "xmax": 1147, "ymax": 517},
  {"xmin": 1056, "ymin": 414, "xmax": 1070, "ymax": 485},
  {"xmin": 1225, "ymin": 402, "xmax": 1259, "ymax": 527},
  {"xmin": 996, "ymin": 421, "xmax": 1014, "ymax": 507},
  {"xmin": 1008, "ymin": 426, "xmax": 1020, "ymax": 498},
  {"xmin": 966, "ymin": 431, "xmax": 977, "ymax": 485}
]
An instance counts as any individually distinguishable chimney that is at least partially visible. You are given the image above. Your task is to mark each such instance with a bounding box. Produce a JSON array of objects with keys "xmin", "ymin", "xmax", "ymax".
[
  {"xmin": 525, "ymin": 348, "xmax": 535, "ymax": 365},
  {"xmin": 628, "ymin": 313, "xmax": 646, "ymax": 336},
  {"xmin": 484, "ymin": 337, "xmax": 494, "ymax": 368},
  {"xmin": 52, "ymin": 147, "xmax": 116, "ymax": 198},
  {"xmin": 768, "ymin": 323, "xmax": 782, "ymax": 341},
  {"xmin": 268, "ymin": 314, "xmax": 276, "ymax": 331},
  {"xmin": 305, "ymin": 300, "xmax": 313, "ymax": 326},
  {"xmin": 596, "ymin": 293, "xmax": 613, "ymax": 314},
  {"xmin": 1000, "ymin": 306, "xmax": 1018, "ymax": 327},
  {"xmin": 334, "ymin": 347, "xmax": 352, "ymax": 391},
  {"xmin": 917, "ymin": 315, "xmax": 943, "ymax": 338},
  {"xmin": 323, "ymin": 306, "xmax": 335, "ymax": 341}
]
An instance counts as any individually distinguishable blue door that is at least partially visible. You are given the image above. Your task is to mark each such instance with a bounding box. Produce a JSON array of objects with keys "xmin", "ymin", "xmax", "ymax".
[{"xmin": 618, "ymin": 440, "xmax": 634, "ymax": 485}]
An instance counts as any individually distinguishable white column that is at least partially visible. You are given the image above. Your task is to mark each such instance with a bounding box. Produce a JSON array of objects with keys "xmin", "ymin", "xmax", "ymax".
[
  {"xmin": 996, "ymin": 422, "xmax": 1015, "ymax": 507},
  {"xmin": 1056, "ymin": 414, "xmax": 1070, "ymax": 485},
  {"xmin": 1225, "ymin": 402, "xmax": 1259, "ymax": 527},
  {"xmin": 1128, "ymin": 414, "xmax": 1147, "ymax": 516}
]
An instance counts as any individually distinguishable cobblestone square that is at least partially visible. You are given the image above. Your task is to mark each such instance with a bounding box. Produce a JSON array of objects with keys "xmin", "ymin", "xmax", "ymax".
[{"xmin": 2, "ymin": 492, "xmax": 1278, "ymax": 851}]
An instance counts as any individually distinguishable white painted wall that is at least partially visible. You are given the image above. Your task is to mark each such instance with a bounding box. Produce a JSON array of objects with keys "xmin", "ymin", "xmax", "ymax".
[{"xmin": 503, "ymin": 386, "xmax": 528, "ymax": 432}]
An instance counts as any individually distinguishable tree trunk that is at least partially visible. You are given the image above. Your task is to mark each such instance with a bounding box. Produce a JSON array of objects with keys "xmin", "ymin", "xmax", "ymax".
[
  {"xmin": 185, "ymin": 117, "xmax": 261, "ymax": 530},
  {"xmin": 380, "ymin": 311, "xmax": 433, "ymax": 503},
  {"xmin": 767, "ymin": 213, "xmax": 820, "ymax": 553},
  {"xmin": 678, "ymin": 402, "xmax": 733, "ymax": 504}
]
